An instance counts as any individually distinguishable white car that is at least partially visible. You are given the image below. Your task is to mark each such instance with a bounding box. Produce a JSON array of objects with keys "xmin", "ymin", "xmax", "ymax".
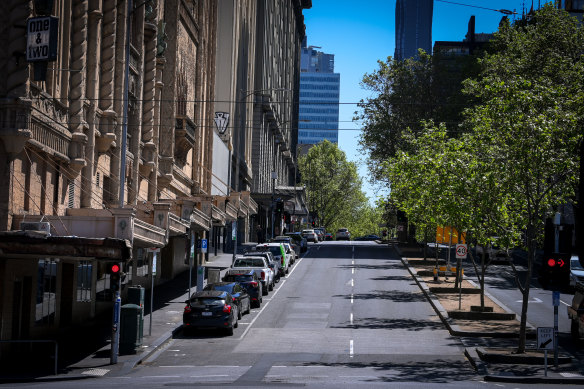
[
  {"xmin": 302, "ymin": 229, "xmax": 319, "ymax": 243},
  {"xmin": 336, "ymin": 228, "xmax": 351, "ymax": 241},
  {"xmin": 570, "ymin": 255, "xmax": 584, "ymax": 287}
]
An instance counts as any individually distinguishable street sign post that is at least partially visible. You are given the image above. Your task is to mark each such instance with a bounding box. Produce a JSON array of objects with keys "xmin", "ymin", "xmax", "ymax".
[
  {"xmin": 201, "ymin": 239, "xmax": 208, "ymax": 254},
  {"xmin": 538, "ymin": 326, "xmax": 554, "ymax": 376}
]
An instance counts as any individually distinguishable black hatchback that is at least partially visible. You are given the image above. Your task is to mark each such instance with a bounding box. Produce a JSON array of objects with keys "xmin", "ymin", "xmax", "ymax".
[
  {"xmin": 204, "ymin": 282, "xmax": 252, "ymax": 318},
  {"xmin": 183, "ymin": 290, "xmax": 239, "ymax": 335}
]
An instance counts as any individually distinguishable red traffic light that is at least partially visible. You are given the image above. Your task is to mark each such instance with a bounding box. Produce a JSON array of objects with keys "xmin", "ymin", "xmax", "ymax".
[
  {"xmin": 110, "ymin": 264, "xmax": 120, "ymax": 273},
  {"xmin": 546, "ymin": 258, "xmax": 565, "ymax": 267}
]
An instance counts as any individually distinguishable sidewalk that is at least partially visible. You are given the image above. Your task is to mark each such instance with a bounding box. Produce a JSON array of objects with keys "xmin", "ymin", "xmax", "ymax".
[
  {"xmin": 0, "ymin": 243, "xmax": 257, "ymax": 383},
  {"xmin": 395, "ymin": 243, "xmax": 584, "ymax": 385}
]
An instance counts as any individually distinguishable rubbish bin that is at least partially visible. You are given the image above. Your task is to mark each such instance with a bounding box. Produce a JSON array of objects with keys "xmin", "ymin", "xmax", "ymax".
[
  {"xmin": 120, "ymin": 304, "xmax": 143, "ymax": 354},
  {"xmin": 126, "ymin": 286, "xmax": 145, "ymax": 341}
]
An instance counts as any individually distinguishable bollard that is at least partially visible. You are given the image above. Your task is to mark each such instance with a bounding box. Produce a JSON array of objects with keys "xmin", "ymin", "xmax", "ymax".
[{"xmin": 433, "ymin": 267, "xmax": 438, "ymax": 281}]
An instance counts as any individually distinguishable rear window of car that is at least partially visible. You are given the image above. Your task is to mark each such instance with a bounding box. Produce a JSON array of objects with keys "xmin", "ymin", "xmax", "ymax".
[
  {"xmin": 189, "ymin": 298, "xmax": 225, "ymax": 307},
  {"xmin": 207, "ymin": 284, "xmax": 235, "ymax": 293},
  {"xmin": 225, "ymin": 274, "xmax": 254, "ymax": 282}
]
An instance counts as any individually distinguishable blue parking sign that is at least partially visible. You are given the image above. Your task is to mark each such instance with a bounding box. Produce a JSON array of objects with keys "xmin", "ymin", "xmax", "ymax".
[{"xmin": 201, "ymin": 239, "xmax": 207, "ymax": 253}]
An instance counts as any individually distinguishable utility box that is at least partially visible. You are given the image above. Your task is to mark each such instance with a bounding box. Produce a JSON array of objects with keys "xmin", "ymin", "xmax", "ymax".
[{"xmin": 120, "ymin": 304, "xmax": 143, "ymax": 354}]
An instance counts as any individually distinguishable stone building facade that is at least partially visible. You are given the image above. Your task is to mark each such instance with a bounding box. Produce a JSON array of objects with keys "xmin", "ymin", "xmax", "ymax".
[{"xmin": 0, "ymin": 0, "xmax": 228, "ymax": 352}]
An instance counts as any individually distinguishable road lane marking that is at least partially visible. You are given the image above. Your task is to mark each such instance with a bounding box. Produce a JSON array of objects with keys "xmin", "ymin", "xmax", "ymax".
[
  {"xmin": 350, "ymin": 313, "xmax": 353, "ymax": 325},
  {"xmin": 352, "ymin": 267, "xmax": 354, "ymax": 274},
  {"xmin": 350, "ymin": 340, "xmax": 354, "ymax": 357},
  {"xmin": 351, "ymin": 294, "xmax": 354, "ymax": 304},
  {"xmin": 516, "ymin": 297, "xmax": 542, "ymax": 303},
  {"xmin": 237, "ymin": 257, "xmax": 303, "ymax": 340},
  {"xmin": 560, "ymin": 300, "xmax": 570, "ymax": 307},
  {"xmin": 351, "ymin": 278, "xmax": 354, "ymax": 287}
]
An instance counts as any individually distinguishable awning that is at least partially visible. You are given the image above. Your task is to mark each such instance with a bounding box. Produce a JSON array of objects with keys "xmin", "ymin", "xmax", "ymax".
[{"xmin": 0, "ymin": 231, "xmax": 132, "ymax": 262}]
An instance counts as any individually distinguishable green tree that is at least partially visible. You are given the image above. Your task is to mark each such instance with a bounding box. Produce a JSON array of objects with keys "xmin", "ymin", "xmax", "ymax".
[
  {"xmin": 298, "ymin": 141, "xmax": 367, "ymax": 232},
  {"xmin": 356, "ymin": 51, "xmax": 479, "ymax": 184},
  {"xmin": 462, "ymin": 4, "xmax": 584, "ymax": 352}
]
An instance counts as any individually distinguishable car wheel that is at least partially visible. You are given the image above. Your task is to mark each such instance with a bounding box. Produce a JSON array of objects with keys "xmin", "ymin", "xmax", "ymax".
[
  {"xmin": 269, "ymin": 281, "xmax": 274, "ymax": 291},
  {"xmin": 237, "ymin": 304, "xmax": 242, "ymax": 320},
  {"xmin": 225, "ymin": 325, "xmax": 234, "ymax": 336},
  {"xmin": 234, "ymin": 316, "xmax": 239, "ymax": 329},
  {"xmin": 286, "ymin": 267, "xmax": 289, "ymax": 274},
  {"xmin": 245, "ymin": 300, "xmax": 251, "ymax": 314},
  {"xmin": 262, "ymin": 284, "xmax": 269, "ymax": 296}
]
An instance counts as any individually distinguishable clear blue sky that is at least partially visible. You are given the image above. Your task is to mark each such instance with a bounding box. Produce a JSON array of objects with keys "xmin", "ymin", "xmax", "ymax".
[{"xmin": 303, "ymin": 0, "xmax": 536, "ymax": 204}]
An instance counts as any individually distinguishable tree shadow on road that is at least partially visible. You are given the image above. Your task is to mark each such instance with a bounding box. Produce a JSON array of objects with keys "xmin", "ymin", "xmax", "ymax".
[
  {"xmin": 333, "ymin": 290, "xmax": 427, "ymax": 303},
  {"xmin": 299, "ymin": 359, "xmax": 477, "ymax": 383},
  {"xmin": 330, "ymin": 317, "xmax": 444, "ymax": 331}
]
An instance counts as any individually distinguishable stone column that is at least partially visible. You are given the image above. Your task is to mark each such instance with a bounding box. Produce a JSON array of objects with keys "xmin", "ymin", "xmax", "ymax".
[
  {"xmin": 140, "ymin": 1, "xmax": 158, "ymax": 182},
  {"xmin": 97, "ymin": 0, "xmax": 118, "ymax": 156},
  {"xmin": 68, "ymin": 0, "xmax": 89, "ymax": 174}
]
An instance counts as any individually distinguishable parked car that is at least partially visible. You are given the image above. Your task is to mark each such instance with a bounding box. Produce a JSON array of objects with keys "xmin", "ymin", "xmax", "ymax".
[
  {"xmin": 286, "ymin": 232, "xmax": 308, "ymax": 252},
  {"xmin": 354, "ymin": 234, "xmax": 380, "ymax": 241},
  {"xmin": 313, "ymin": 229, "xmax": 324, "ymax": 241},
  {"xmin": 324, "ymin": 232, "xmax": 334, "ymax": 241},
  {"xmin": 203, "ymin": 282, "xmax": 251, "ymax": 319},
  {"xmin": 273, "ymin": 235, "xmax": 299, "ymax": 261},
  {"xmin": 475, "ymin": 241, "xmax": 509, "ymax": 262},
  {"xmin": 336, "ymin": 228, "xmax": 351, "ymax": 241},
  {"xmin": 280, "ymin": 242, "xmax": 296, "ymax": 266},
  {"xmin": 243, "ymin": 250, "xmax": 281, "ymax": 283},
  {"xmin": 257, "ymin": 243, "xmax": 290, "ymax": 275},
  {"xmin": 183, "ymin": 290, "xmax": 239, "ymax": 335},
  {"xmin": 222, "ymin": 269, "xmax": 263, "ymax": 307},
  {"xmin": 231, "ymin": 255, "xmax": 274, "ymax": 294},
  {"xmin": 302, "ymin": 229, "xmax": 319, "ymax": 243},
  {"xmin": 568, "ymin": 276, "xmax": 584, "ymax": 341},
  {"xmin": 570, "ymin": 255, "xmax": 584, "ymax": 288}
]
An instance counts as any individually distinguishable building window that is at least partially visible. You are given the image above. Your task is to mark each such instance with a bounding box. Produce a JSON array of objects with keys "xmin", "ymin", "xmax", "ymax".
[
  {"xmin": 68, "ymin": 181, "xmax": 74, "ymax": 208},
  {"xmin": 76, "ymin": 261, "xmax": 92, "ymax": 302},
  {"xmin": 36, "ymin": 259, "xmax": 57, "ymax": 325}
]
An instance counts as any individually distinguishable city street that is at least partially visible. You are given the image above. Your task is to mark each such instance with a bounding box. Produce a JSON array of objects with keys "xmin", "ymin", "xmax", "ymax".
[{"xmin": 12, "ymin": 241, "xmax": 583, "ymax": 389}]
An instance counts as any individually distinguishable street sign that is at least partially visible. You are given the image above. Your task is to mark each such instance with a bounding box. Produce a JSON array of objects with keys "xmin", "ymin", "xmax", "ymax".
[
  {"xmin": 26, "ymin": 16, "xmax": 59, "ymax": 62},
  {"xmin": 537, "ymin": 327, "xmax": 554, "ymax": 350},
  {"xmin": 553, "ymin": 291, "xmax": 560, "ymax": 307},
  {"xmin": 201, "ymin": 239, "xmax": 208, "ymax": 253},
  {"xmin": 455, "ymin": 244, "xmax": 467, "ymax": 259}
]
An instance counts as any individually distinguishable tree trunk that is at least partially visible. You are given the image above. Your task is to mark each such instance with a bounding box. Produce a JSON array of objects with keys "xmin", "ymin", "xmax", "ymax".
[
  {"xmin": 480, "ymin": 251, "xmax": 486, "ymax": 309},
  {"xmin": 517, "ymin": 227, "xmax": 535, "ymax": 354}
]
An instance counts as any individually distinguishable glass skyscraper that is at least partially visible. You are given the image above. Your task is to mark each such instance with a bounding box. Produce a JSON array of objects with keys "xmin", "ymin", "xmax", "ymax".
[
  {"xmin": 298, "ymin": 38, "xmax": 340, "ymax": 147},
  {"xmin": 394, "ymin": 0, "xmax": 434, "ymax": 61}
]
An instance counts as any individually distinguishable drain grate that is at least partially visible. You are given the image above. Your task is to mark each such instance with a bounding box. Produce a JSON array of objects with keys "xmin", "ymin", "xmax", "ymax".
[{"xmin": 82, "ymin": 368, "xmax": 110, "ymax": 376}]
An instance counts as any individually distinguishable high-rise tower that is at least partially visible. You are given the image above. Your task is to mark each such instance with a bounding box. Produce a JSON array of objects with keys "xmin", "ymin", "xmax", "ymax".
[
  {"xmin": 394, "ymin": 0, "xmax": 434, "ymax": 60},
  {"xmin": 298, "ymin": 38, "xmax": 340, "ymax": 148}
]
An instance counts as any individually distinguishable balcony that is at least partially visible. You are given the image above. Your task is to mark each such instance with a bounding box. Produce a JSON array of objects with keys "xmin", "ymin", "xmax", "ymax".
[{"xmin": 175, "ymin": 116, "xmax": 196, "ymax": 166}]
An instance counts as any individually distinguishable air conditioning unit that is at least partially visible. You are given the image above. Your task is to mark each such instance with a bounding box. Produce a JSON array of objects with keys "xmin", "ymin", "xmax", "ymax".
[{"xmin": 20, "ymin": 221, "xmax": 51, "ymax": 235}]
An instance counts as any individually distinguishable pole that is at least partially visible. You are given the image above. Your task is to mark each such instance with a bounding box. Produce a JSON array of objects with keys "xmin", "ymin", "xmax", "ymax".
[
  {"xmin": 188, "ymin": 230, "xmax": 194, "ymax": 299},
  {"xmin": 554, "ymin": 292, "xmax": 559, "ymax": 368},
  {"xmin": 111, "ymin": 291, "xmax": 121, "ymax": 364},
  {"xmin": 149, "ymin": 251, "xmax": 156, "ymax": 336}
]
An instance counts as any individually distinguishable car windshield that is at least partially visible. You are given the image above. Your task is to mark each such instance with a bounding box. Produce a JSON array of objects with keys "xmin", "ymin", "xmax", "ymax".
[
  {"xmin": 207, "ymin": 284, "xmax": 235, "ymax": 293},
  {"xmin": 571, "ymin": 257, "xmax": 584, "ymax": 270},
  {"xmin": 189, "ymin": 297, "xmax": 225, "ymax": 307},
  {"xmin": 259, "ymin": 246, "xmax": 282, "ymax": 256},
  {"xmin": 233, "ymin": 258, "xmax": 265, "ymax": 267}
]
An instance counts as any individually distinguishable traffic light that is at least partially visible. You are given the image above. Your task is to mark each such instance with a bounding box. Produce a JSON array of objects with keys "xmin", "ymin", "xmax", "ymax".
[
  {"xmin": 540, "ymin": 253, "xmax": 570, "ymax": 290},
  {"xmin": 109, "ymin": 262, "xmax": 122, "ymax": 292}
]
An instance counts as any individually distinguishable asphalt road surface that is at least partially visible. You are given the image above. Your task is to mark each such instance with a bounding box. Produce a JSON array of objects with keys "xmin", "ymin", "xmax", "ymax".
[{"xmin": 21, "ymin": 241, "xmax": 581, "ymax": 389}]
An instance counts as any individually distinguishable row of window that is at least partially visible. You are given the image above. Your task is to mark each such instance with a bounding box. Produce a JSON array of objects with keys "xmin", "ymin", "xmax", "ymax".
[
  {"xmin": 300, "ymin": 75, "xmax": 340, "ymax": 82},
  {"xmin": 298, "ymin": 123, "xmax": 338, "ymax": 129},
  {"xmin": 299, "ymin": 84, "xmax": 340, "ymax": 91},
  {"xmin": 299, "ymin": 131, "xmax": 339, "ymax": 139},
  {"xmin": 299, "ymin": 92, "xmax": 340, "ymax": 99},
  {"xmin": 299, "ymin": 107, "xmax": 339, "ymax": 114},
  {"xmin": 299, "ymin": 115, "xmax": 340, "ymax": 122}
]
